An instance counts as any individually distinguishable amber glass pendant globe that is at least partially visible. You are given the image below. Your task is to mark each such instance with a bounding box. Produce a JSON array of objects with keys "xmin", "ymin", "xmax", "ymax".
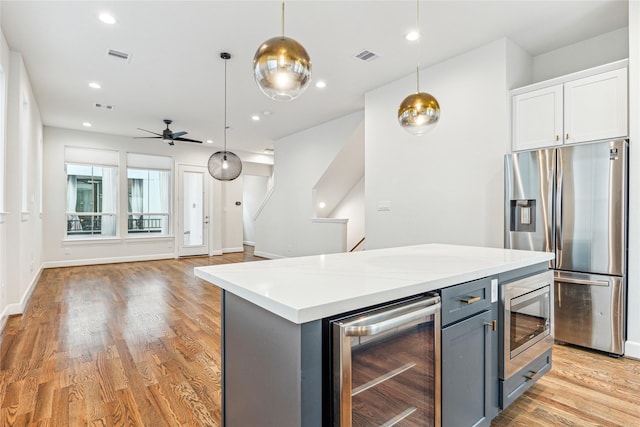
[
  {"xmin": 398, "ymin": 92, "xmax": 440, "ymax": 136},
  {"xmin": 253, "ymin": 36, "xmax": 311, "ymax": 101}
]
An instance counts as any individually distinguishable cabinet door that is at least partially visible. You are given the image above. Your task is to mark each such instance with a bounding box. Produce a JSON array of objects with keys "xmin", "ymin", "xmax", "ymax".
[
  {"xmin": 564, "ymin": 67, "xmax": 628, "ymax": 144},
  {"xmin": 512, "ymin": 85, "xmax": 563, "ymax": 151},
  {"xmin": 442, "ymin": 310, "xmax": 496, "ymax": 427}
]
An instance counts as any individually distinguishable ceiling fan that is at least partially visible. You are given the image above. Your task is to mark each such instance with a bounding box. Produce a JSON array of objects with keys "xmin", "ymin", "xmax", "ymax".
[{"xmin": 136, "ymin": 119, "xmax": 202, "ymax": 146}]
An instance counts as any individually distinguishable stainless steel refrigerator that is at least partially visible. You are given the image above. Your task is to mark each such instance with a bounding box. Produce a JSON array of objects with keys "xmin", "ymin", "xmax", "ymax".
[{"xmin": 504, "ymin": 139, "xmax": 627, "ymax": 356}]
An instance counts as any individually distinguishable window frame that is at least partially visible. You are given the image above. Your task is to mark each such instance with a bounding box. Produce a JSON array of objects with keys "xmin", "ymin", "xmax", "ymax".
[
  {"xmin": 126, "ymin": 167, "xmax": 171, "ymax": 237},
  {"xmin": 65, "ymin": 163, "xmax": 119, "ymax": 240}
]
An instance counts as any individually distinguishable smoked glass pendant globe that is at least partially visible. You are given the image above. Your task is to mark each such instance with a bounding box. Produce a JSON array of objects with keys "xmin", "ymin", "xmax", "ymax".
[
  {"xmin": 253, "ymin": 36, "xmax": 311, "ymax": 101},
  {"xmin": 397, "ymin": 92, "xmax": 440, "ymax": 136},
  {"xmin": 208, "ymin": 151, "xmax": 242, "ymax": 181}
]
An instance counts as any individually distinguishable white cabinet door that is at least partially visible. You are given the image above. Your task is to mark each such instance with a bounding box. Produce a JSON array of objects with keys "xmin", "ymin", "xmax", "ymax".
[
  {"xmin": 512, "ymin": 85, "xmax": 563, "ymax": 151},
  {"xmin": 563, "ymin": 67, "xmax": 628, "ymax": 144}
]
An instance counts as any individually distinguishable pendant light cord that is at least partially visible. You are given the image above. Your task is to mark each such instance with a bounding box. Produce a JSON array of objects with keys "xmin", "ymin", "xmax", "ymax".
[
  {"xmin": 224, "ymin": 56, "xmax": 228, "ymax": 152},
  {"xmin": 416, "ymin": 0, "xmax": 420, "ymax": 93},
  {"xmin": 281, "ymin": 0, "xmax": 285, "ymax": 38}
]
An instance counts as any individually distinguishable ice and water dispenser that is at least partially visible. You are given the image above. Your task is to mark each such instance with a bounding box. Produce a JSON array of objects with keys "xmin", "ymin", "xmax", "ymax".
[{"xmin": 509, "ymin": 199, "xmax": 536, "ymax": 232}]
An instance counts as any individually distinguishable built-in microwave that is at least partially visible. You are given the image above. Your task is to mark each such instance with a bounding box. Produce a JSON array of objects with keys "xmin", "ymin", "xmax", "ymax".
[{"xmin": 500, "ymin": 270, "xmax": 554, "ymax": 381}]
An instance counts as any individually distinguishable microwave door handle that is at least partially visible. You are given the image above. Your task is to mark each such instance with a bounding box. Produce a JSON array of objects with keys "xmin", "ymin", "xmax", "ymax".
[{"xmin": 344, "ymin": 303, "xmax": 441, "ymax": 337}]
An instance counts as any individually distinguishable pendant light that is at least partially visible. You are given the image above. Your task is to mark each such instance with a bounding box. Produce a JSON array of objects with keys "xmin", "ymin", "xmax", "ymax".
[
  {"xmin": 208, "ymin": 52, "xmax": 242, "ymax": 181},
  {"xmin": 252, "ymin": 0, "xmax": 311, "ymax": 101},
  {"xmin": 398, "ymin": 0, "xmax": 440, "ymax": 136}
]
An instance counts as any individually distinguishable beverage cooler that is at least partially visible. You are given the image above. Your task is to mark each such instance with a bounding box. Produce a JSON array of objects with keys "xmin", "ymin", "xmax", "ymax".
[{"xmin": 329, "ymin": 295, "xmax": 441, "ymax": 426}]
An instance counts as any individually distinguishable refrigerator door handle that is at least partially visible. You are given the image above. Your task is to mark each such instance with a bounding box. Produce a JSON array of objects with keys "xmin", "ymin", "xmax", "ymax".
[
  {"xmin": 555, "ymin": 150, "xmax": 563, "ymax": 252},
  {"xmin": 556, "ymin": 277, "xmax": 609, "ymax": 287}
]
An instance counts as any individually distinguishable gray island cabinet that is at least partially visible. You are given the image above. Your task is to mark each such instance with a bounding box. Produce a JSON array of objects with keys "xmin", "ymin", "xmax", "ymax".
[{"xmin": 195, "ymin": 244, "xmax": 554, "ymax": 427}]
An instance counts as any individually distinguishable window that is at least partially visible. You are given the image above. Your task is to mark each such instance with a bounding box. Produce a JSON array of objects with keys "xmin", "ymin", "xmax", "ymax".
[
  {"xmin": 66, "ymin": 164, "xmax": 118, "ymax": 238},
  {"xmin": 127, "ymin": 169, "xmax": 170, "ymax": 235},
  {"xmin": 126, "ymin": 153, "xmax": 171, "ymax": 236}
]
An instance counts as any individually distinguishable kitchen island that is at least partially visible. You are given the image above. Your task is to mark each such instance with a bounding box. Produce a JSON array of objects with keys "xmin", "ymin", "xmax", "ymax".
[{"xmin": 195, "ymin": 243, "xmax": 554, "ymax": 427}]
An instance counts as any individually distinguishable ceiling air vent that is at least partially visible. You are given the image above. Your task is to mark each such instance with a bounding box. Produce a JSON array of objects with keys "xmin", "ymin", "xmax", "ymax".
[
  {"xmin": 107, "ymin": 49, "xmax": 132, "ymax": 62},
  {"xmin": 94, "ymin": 103, "xmax": 114, "ymax": 110},
  {"xmin": 353, "ymin": 49, "xmax": 380, "ymax": 62}
]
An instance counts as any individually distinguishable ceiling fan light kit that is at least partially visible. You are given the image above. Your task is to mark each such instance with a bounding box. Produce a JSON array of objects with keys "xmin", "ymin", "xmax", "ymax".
[
  {"xmin": 253, "ymin": 0, "xmax": 311, "ymax": 101},
  {"xmin": 398, "ymin": 0, "xmax": 440, "ymax": 136},
  {"xmin": 208, "ymin": 52, "xmax": 242, "ymax": 181}
]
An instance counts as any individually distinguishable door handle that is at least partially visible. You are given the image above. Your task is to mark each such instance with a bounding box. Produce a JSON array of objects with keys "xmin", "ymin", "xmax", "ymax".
[
  {"xmin": 459, "ymin": 296, "xmax": 481, "ymax": 304},
  {"xmin": 556, "ymin": 277, "xmax": 609, "ymax": 287},
  {"xmin": 484, "ymin": 320, "xmax": 496, "ymax": 331}
]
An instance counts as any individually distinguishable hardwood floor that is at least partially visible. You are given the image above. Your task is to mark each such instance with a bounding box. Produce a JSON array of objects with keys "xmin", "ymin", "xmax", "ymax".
[
  {"xmin": 0, "ymin": 249, "xmax": 262, "ymax": 426},
  {"xmin": 1, "ymin": 248, "xmax": 639, "ymax": 426}
]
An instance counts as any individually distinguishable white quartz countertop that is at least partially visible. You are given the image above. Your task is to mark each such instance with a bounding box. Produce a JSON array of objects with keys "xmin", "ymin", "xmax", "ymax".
[{"xmin": 194, "ymin": 244, "xmax": 553, "ymax": 324}]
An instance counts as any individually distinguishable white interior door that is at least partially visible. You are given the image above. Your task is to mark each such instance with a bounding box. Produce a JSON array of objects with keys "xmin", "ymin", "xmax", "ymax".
[{"xmin": 178, "ymin": 165, "xmax": 210, "ymax": 256}]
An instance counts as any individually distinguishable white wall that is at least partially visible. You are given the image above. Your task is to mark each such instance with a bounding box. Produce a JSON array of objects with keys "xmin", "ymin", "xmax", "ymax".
[
  {"xmin": 42, "ymin": 126, "xmax": 269, "ymax": 265},
  {"xmin": 626, "ymin": 1, "xmax": 640, "ymax": 359},
  {"xmin": 533, "ymin": 27, "xmax": 629, "ymax": 83},
  {"xmin": 330, "ymin": 176, "xmax": 364, "ymax": 251},
  {"xmin": 254, "ymin": 111, "xmax": 364, "ymax": 258},
  {"xmin": 0, "ymin": 23, "xmax": 9, "ymax": 328},
  {"xmin": 243, "ymin": 174, "xmax": 269, "ymax": 246},
  {"xmin": 365, "ymin": 39, "xmax": 518, "ymax": 250},
  {"xmin": 0, "ymin": 50, "xmax": 43, "ymax": 324},
  {"xmin": 222, "ymin": 175, "xmax": 244, "ymax": 253}
]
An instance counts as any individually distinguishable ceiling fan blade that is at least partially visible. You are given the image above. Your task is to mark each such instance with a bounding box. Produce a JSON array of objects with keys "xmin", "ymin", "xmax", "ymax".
[
  {"xmin": 174, "ymin": 137, "xmax": 203, "ymax": 144},
  {"xmin": 134, "ymin": 136, "xmax": 162, "ymax": 139},
  {"xmin": 137, "ymin": 128, "xmax": 163, "ymax": 136},
  {"xmin": 172, "ymin": 131, "xmax": 187, "ymax": 138}
]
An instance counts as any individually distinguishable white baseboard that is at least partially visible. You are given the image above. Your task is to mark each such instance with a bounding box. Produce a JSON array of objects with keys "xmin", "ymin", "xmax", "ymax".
[
  {"xmin": 254, "ymin": 250, "xmax": 285, "ymax": 260},
  {"xmin": 243, "ymin": 241, "xmax": 255, "ymax": 247},
  {"xmin": 209, "ymin": 249, "xmax": 223, "ymax": 256},
  {"xmin": 2, "ymin": 264, "xmax": 43, "ymax": 319},
  {"xmin": 0, "ymin": 306, "xmax": 9, "ymax": 333},
  {"xmin": 222, "ymin": 247, "xmax": 244, "ymax": 254},
  {"xmin": 625, "ymin": 340, "xmax": 640, "ymax": 359},
  {"xmin": 42, "ymin": 253, "xmax": 175, "ymax": 269}
]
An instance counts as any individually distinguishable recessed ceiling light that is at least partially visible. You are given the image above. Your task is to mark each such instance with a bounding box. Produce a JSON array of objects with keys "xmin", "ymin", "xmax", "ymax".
[
  {"xmin": 98, "ymin": 13, "xmax": 117, "ymax": 25},
  {"xmin": 318, "ymin": 202, "xmax": 326, "ymax": 209},
  {"xmin": 263, "ymin": 111, "xmax": 272, "ymax": 116},
  {"xmin": 405, "ymin": 30, "xmax": 421, "ymax": 41},
  {"xmin": 206, "ymin": 139, "xmax": 213, "ymax": 144},
  {"xmin": 315, "ymin": 81, "xmax": 327, "ymax": 89},
  {"xmin": 88, "ymin": 82, "xmax": 101, "ymax": 89},
  {"xmin": 82, "ymin": 122, "xmax": 92, "ymax": 127},
  {"xmin": 251, "ymin": 115, "xmax": 261, "ymax": 121}
]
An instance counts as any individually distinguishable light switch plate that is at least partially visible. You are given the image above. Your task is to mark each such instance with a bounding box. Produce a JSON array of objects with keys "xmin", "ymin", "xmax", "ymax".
[
  {"xmin": 491, "ymin": 279, "xmax": 498, "ymax": 303},
  {"xmin": 377, "ymin": 200, "xmax": 391, "ymax": 211}
]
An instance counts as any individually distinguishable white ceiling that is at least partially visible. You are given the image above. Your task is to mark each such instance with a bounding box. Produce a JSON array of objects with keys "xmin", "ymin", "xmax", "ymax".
[{"xmin": 0, "ymin": 1, "xmax": 628, "ymax": 157}]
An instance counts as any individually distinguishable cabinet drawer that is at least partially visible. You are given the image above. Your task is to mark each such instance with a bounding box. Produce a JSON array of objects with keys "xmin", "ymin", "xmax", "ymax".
[
  {"xmin": 441, "ymin": 277, "xmax": 493, "ymax": 326},
  {"xmin": 500, "ymin": 349, "xmax": 552, "ymax": 409}
]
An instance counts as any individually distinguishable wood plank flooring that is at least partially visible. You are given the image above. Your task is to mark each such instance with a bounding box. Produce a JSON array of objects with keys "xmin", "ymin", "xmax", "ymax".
[{"xmin": 1, "ymin": 248, "xmax": 639, "ymax": 426}]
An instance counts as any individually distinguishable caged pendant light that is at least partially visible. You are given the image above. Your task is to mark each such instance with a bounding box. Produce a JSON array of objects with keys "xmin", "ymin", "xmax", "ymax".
[
  {"xmin": 208, "ymin": 52, "xmax": 242, "ymax": 181},
  {"xmin": 252, "ymin": 0, "xmax": 311, "ymax": 101},
  {"xmin": 398, "ymin": 0, "xmax": 440, "ymax": 136}
]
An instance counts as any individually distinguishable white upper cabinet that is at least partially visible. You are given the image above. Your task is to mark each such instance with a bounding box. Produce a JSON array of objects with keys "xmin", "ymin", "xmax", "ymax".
[
  {"xmin": 564, "ymin": 68, "xmax": 628, "ymax": 145},
  {"xmin": 511, "ymin": 61, "xmax": 628, "ymax": 151},
  {"xmin": 512, "ymin": 85, "xmax": 563, "ymax": 151}
]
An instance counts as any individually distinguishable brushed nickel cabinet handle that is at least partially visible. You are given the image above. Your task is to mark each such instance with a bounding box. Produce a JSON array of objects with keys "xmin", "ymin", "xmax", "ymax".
[
  {"xmin": 460, "ymin": 296, "xmax": 481, "ymax": 304},
  {"xmin": 484, "ymin": 320, "xmax": 496, "ymax": 331},
  {"xmin": 555, "ymin": 135, "xmax": 559, "ymax": 141},
  {"xmin": 525, "ymin": 370, "xmax": 539, "ymax": 380},
  {"xmin": 565, "ymin": 133, "xmax": 569, "ymax": 140}
]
